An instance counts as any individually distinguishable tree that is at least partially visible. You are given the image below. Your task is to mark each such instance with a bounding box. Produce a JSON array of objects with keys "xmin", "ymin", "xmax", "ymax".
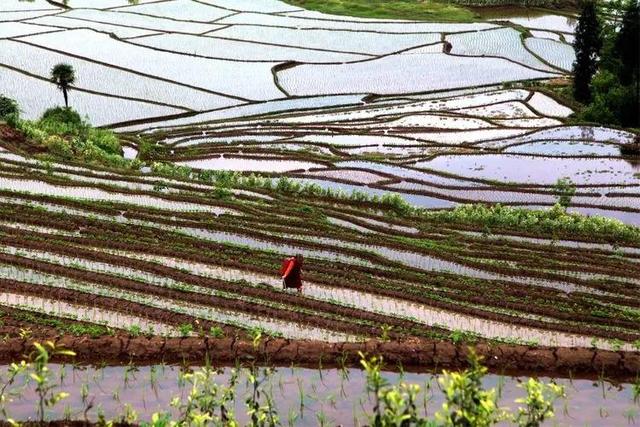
[
  {"xmin": 615, "ymin": 0, "xmax": 639, "ymax": 84},
  {"xmin": 573, "ymin": 0, "xmax": 602, "ymax": 102},
  {"xmin": 0, "ymin": 95, "xmax": 18, "ymax": 120},
  {"xmin": 50, "ymin": 63, "xmax": 76, "ymax": 108},
  {"xmin": 614, "ymin": 0, "xmax": 639, "ymax": 123}
]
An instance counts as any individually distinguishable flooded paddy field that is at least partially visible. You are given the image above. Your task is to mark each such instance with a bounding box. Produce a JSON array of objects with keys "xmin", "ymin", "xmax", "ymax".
[
  {"xmin": 1, "ymin": 0, "xmax": 639, "ymax": 423},
  {"xmin": 1, "ymin": 362, "xmax": 638, "ymax": 425},
  {"xmin": 0, "ymin": 151, "xmax": 638, "ymax": 354}
]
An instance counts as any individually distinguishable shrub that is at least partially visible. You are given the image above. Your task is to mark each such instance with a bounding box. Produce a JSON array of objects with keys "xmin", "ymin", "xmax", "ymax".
[
  {"xmin": 43, "ymin": 135, "xmax": 73, "ymax": 159},
  {"xmin": 580, "ymin": 71, "xmax": 638, "ymax": 126},
  {"xmin": 128, "ymin": 325, "xmax": 142, "ymax": 337},
  {"xmin": 209, "ymin": 326, "xmax": 225, "ymax": 338},
  {"xmin": 88, "ymin": 128, "xmax": 121, "ymax": 155},
  {"xmin": 0, "ymin": 95, "xmax": 19, "ymax": 120},
  {"xmin": 41, "ymin": 107, "xmax": 82, "ymax": 127},
  {"xmin": 435, "ymin": 351, "xmax": 509, "ymax": 426},
  {"xmin": 553, "ymin": 177, "xmax": 576, "ymax": 208},
  {"xmin": 10, "ymin": 106, "xmax": 131, "ymax": 169},
  {"xmin": 151, "ymin": 162, "xmax": 193, "ymax": 180},
  {"xmin": 210, "ymin": 186, "xmax": 232, "ymax": 200}
]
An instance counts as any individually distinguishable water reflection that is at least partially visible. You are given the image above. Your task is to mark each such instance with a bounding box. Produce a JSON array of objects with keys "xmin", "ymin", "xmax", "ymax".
[{"xmin": 0, "ymin": 363, "xmax": 635, "ymax": 425}]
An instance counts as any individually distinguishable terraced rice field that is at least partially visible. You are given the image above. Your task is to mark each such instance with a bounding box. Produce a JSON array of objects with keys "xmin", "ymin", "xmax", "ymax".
[
  {"xmin": 0, "ymin": 147, "xmax": 639, "ymax": 353},
  {"xmin": 1, "ymin": 0, "xmax": 639, "ymax": 381}
]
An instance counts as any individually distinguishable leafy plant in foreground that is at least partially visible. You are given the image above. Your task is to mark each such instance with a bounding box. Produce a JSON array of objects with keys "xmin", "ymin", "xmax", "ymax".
[
  {"xmin": 435, "ymin": 350, "xmax": 508, "ymax": 426},
  {"xmin": 170, "ymin": 365, "xmax": 239, "ymax": 426},
  {"xmin": 29, "ymin": 342, "xmax": 75, "ymax": 423},
  {"xmin": 515, "ymin": 378, "xmax": 565, "ymax": 427}
]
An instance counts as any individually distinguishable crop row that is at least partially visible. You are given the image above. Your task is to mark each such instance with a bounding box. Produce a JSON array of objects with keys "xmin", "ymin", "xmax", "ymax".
[{"xmin": 1, "ymin": 210, "xmax": 640, "ymax": 348}]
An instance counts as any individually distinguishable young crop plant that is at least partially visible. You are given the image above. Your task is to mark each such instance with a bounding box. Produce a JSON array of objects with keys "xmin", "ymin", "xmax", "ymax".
[
  {"xmin": 178, "ymin": 323, "xmax": 194, "ymax": 337},
  {"xmin": 435, "ymin": 350, "xmax": 509, "ymax": 426},
  {"xmin": 128, "ymin": 325, "xmax": 142, "ymax": 337},
  {"xmin": 209, "ymin": 326, "xmax": 225, "ymax": 338},
  {"xmin": 29, "ymin": 342, "xmax": 75, "ymax": 423},
  {"xmin": 515, "ymin": 378, "xmax": 565, "ymax": 427}
]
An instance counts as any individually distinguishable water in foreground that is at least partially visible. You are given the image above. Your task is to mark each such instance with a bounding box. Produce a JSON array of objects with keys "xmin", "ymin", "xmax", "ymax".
[{"xmin": 2, "ymin": 363, "xmax": 638, "ymax": 425}]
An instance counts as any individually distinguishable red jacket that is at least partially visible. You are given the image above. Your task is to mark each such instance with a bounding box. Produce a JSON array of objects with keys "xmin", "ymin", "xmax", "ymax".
[{"xmin": 282, "ymin": 257, "xmax": 302, "ymax": 289}]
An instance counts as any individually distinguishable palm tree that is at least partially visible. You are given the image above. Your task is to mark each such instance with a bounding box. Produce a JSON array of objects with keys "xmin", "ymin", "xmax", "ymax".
[{"xmin": 50, "ymin": 63, "xmax": 76, "ymax": 108}]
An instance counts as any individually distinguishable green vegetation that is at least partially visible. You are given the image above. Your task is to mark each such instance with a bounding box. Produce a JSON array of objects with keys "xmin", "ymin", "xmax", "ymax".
[
  {"xmin": 209, "ymin": 326, "xmax": 225, "ymax": 338},
  {"xmin": 572, "ymin": 0, "xmax": 602, "ymax": 102},
  {"xmin": 128, "ymin": 325, "xmax": 142, "ymax": 337},
  {"xmin": 0, "ymin": 342, "xmax": 570, "ymax": 425},
  {"xmin": 552, "ymin": 177, "xmax": 576, "ymax": 208},
  {"xmin": 11, "ymin": 105, "xmax": 137, "ymax": 169},
  {"xmin": 50, "ymin": 63, "xmax": 76, "ymax": 109},
  {"xmin": 0, "ymin": 96, "xmax": 19, "ymax": 121},
  {"xmin": 150, "ymin": 160, "xmax": 640, "ymax": 242},
  {"xmin": 426, "ymin": 203, "xmax": 640, "ymax": 243},
  {"xmin": 282, "ymin": 0, "xmax": 476, "ymax": 22},
  {"xmin": 9, "ymin": 310, "xmax": 111, "ymax": 338},
  {"xmin": 352, "ymin": 350, "xmax": 563, "ymax": 427},
  {"xmin": 575, "ymin": 0, "xmax": 639, "ymax": 127},
  {"xmin": 281, "ymin": 0, "xmax": 576, "ymax": 22},
  {"xmin": 433, "ymin": 352, "xmax": 509, "ymax": 425},
  {"xmin": 151, "ymin": 162, "xmax": 415, "ymax": 215},
  {"xmin": 178, "ymin": 323, "xmax": 194, "ymax": 337}
]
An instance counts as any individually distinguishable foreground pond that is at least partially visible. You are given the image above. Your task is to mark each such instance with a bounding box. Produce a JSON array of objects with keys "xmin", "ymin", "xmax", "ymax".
[{"xmin": 1, "ymin": 363, "xmax": 637, "ymax": 424}]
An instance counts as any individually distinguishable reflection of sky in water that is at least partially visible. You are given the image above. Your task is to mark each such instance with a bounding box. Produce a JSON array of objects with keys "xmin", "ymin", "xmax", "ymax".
[
  {"xmin": 3, "ymin": 364, "xmax": 636, "ymax": 425},
  {"xmin": 505, "ymin": 141, "xmax": 621, "ymax": 156},
  {"xmin": 420, "ymin": 155, "xmax": 640, "ymax": 185}
]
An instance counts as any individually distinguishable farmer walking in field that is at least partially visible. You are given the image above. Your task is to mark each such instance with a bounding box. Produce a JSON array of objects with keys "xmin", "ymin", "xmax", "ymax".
[{"xmin": 281, "ymin": 254, "xmax": 303, "ymax": 293}]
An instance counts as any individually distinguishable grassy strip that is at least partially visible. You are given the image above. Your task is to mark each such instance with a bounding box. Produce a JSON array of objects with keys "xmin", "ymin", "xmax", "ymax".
[
  {"xmin": 149, "ymin": 162, "xmax": 640, "ymax": 244},
  {"xmin": 281, "ymin": 0, "xmax": 476, "ymax": 22},
  {"xmin": 423, "ymin": 203, "xmax": 640, "ymax": 244},
  {"xmin": 1, "ymin": 308, "xmax": 112, "ymax": 338}
]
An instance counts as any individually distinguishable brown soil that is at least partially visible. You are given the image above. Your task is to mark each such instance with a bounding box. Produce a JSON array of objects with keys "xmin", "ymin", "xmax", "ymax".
[
  {"xmin": 2, "ymin": 212, "xmax": 638, "ymax": 342},
  {"xmin": 0, "ymin": 127, "xmax": 54, "ymax": 159},
  {"xmin": 5, "ymin": 225, "xmax": 639, "ymax": 342},
  {"xmin": 0, "ymin": 124, "xmax": 24, "ymax": 142}
]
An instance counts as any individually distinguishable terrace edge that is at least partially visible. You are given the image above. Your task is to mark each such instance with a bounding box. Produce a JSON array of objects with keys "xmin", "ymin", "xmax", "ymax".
[{"xmin": 4, "ymin": 336, "xmax": 638, "ymax": 381}]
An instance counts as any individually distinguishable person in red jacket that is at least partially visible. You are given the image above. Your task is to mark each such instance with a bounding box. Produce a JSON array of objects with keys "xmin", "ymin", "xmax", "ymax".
[{"xmin": 281, "ymin": 254, "xmax": 303, "ymax": 293}]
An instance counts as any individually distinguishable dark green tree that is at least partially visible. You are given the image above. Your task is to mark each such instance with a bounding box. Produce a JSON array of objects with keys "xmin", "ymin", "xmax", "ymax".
[
  {"xmin": 615, "ymin": 0, "xmax": 639, "ymax": 121},
  {"xmin": 0, "ymin": 95, "xmax": 18, "ymax": 120},
  {"xmin": 573, "ymin": 0, "xmax": 602, "ymax": 102},
  {"xmin": 50, "ymin": 63, "xmax": 76, "ymax": 108}
]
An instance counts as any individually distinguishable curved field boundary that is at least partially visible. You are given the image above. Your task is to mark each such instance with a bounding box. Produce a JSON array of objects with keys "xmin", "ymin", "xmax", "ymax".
[
  {"xmin": 4, "ymin": 205, "xmax": 640, "ymax": 346},
  {"xmin": 1, "ymin": 335, "xmax": 637, "ymax": 381}
]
